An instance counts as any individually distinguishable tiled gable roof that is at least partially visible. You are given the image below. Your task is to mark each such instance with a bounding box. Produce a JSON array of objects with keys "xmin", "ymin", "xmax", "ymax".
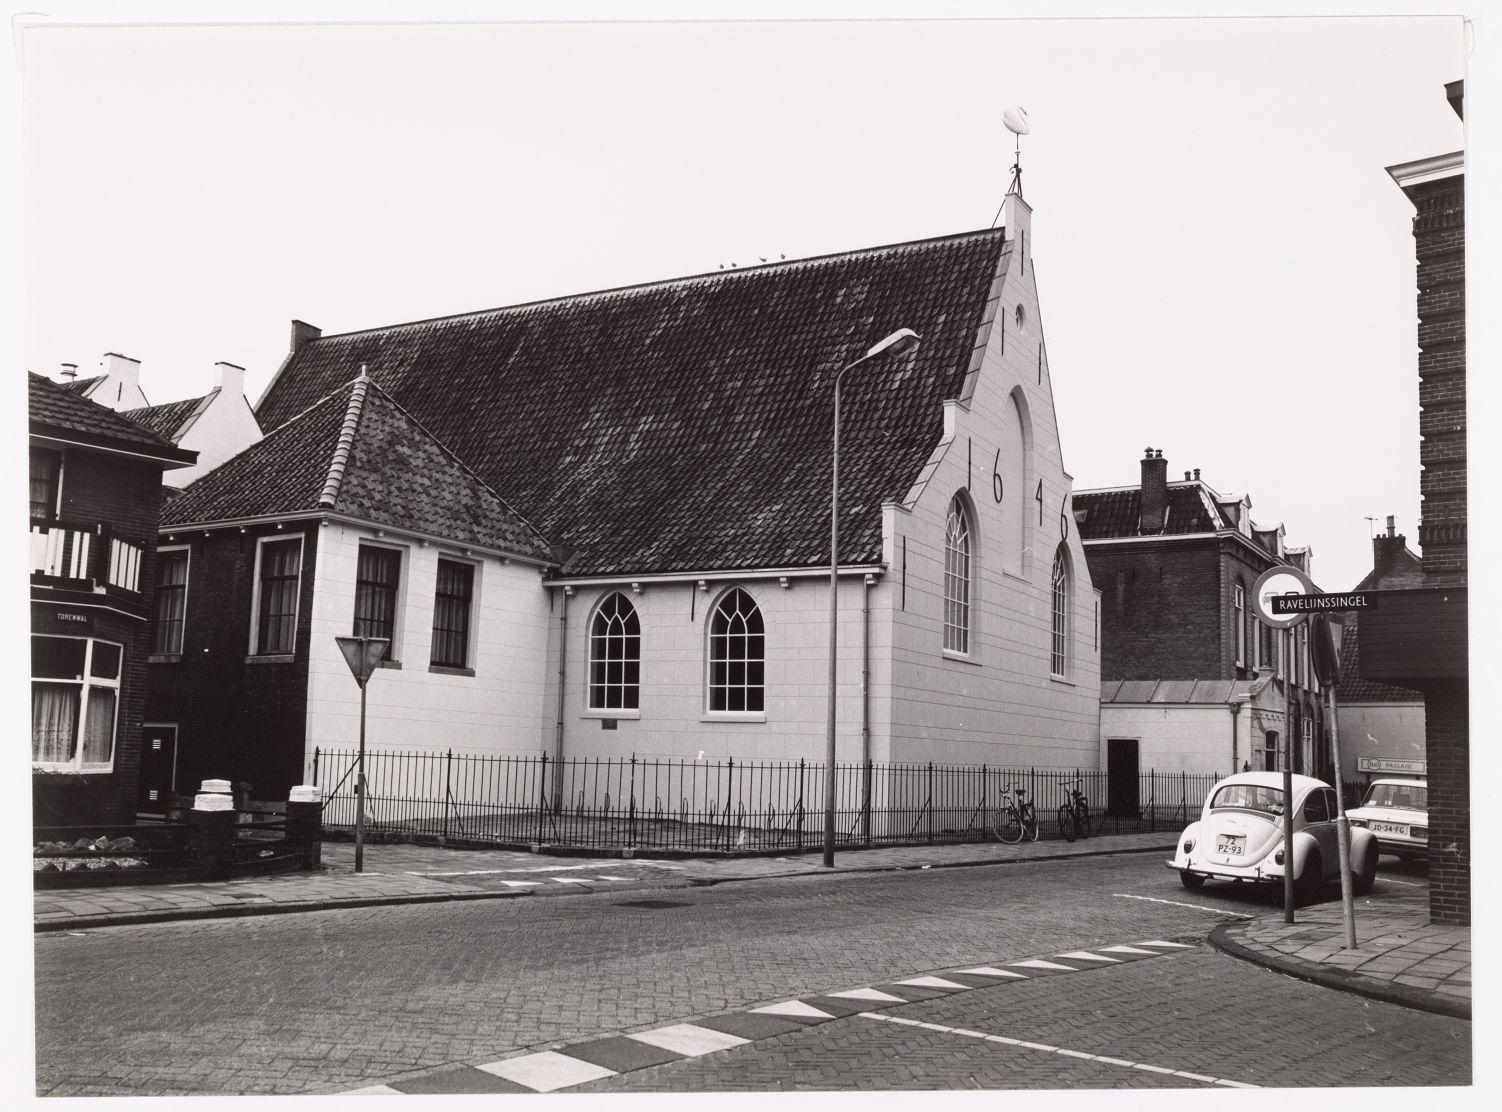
[
  {"xmin": 1073, "ymin": 484, "xmax": 1220, "ymax": 540},
  {"xmin": 124, "ymin": 391, "xmax": 216, "ymax": 443},
  {"xmin": 28, "ymin": 372, "xmax": 195, "ymax": 464},
  {"xmin": 59, "ymin": 374, "xmax": 103, "ymax": 396},
  {"xmin": 256, "ymin": 228, "xmax": 1011, "ymax": 576},
  {"xmin": 164, "ymin": 377, "xmax": 551, "ymax": 561}
]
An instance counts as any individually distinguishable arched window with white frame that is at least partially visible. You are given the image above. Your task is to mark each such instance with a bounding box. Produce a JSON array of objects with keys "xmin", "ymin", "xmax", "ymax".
[
  {"xmin": 944, "ymin": 496, "xmax": 973, "ymax": 654},
  {"xmin": 707, "ymin": 588, "xmax": 764, "ymax": 713},
  {"xmin": 1051, "ymin": 544, "xmax": 1072, "ymax": 677},
  {"xmin": 588, "ymin": 592, "xmax": 641, "ymax": 711}
]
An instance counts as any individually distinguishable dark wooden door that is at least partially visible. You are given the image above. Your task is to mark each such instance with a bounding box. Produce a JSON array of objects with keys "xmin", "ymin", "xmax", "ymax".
[
  {"xmin": 1107, "ymin": 738, "xmax": 1140, "ymax": 817},
  {"xmin": 139, "ymin": 725, "xmax": 179, "ymax": 807}
]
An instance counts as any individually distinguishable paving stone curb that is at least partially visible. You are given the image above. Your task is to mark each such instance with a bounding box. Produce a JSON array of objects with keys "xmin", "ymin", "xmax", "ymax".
[
  {"xmin": 35, "ymin": 839, "xmax": 1178, "ymax": 933},
  {"xmin": 1207, "ymin": 919, "xmax": 1471, "ymax": 1021}
]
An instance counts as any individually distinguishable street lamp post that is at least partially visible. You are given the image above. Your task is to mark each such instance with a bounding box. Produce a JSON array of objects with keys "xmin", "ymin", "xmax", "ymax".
[
  {"xmin": 335, "ymin": 635, "xmax": 391, "ymax": 873},
  {"xmin": 825, "ymin": 328, "xmax": 921, "ymax": 868}
]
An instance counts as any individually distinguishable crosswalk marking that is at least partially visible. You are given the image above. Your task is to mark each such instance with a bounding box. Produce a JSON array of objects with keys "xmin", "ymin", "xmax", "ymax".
[
  {"xmin": 476, "ymin": 1051, "xmax": 615, "ymax": 1092},
  {"xmin": 1099, "ymin": 945, "xmax": 1160, "ymax": 955},
  {"xmin": 1056, "ymin": 951, "xmax": 1120, "ymax": 963},
  {"xmin": 956, "ymin": 966, "xmax": 1026, "ymax": 978},
  {"xmin": 751, "ymin": 1000, "xmax": 834, "ymax": 1019},
  {"xmin": 1010, "ymin": 959, "xmax": 1078, "ymax": 971},
  {"xmin": 897, "ymin": 976, "xmax": 971, "ymax": 990},
  {"xmin": 827, "ymin": 988, "xmax": 907, "ymax": 1002},
  {"xmin": 498, "ymin": 880, "xmax": 540, "ymax": 888},
  {"xmin": 343, "ymin": 1084, "xmax": 402, "ymax": 1094},
  {"xmin": 627, "ymin": 1024, "xmax": 750, "ymax": 1057},
  {"xmin": 1137, "ymin": 940, "xmax": 1193, "ymax": 949}
]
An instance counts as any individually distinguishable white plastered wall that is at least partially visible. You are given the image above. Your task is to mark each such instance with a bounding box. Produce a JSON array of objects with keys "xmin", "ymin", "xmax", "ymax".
[
  {"xmin": 303, "ymin": 521, "xmax": 552, "ymax": 761},
  {"xmin": 1099, "ymin": 704, "xmax": 1239, "ymax": 778},
  {"xmin": 880, "ymin": 196, "xmax": 1101, "ymax": 771},
  {"xmin": 168, "ymin": 389, "xmax": 265, "ymax": 488},
  {"xmin": 1336, "ymin": 701, "xmax": 1427, "ymax": 781}
]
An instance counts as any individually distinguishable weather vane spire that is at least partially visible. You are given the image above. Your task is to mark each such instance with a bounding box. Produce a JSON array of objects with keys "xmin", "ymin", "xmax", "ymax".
[{"xmin": 1002, "ymin": 107, "xmax": 1030, "ymax": 200}]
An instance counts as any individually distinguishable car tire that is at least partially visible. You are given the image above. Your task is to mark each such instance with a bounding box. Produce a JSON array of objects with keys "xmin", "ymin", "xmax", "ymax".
[
  {"xmin": 1295, "ymin": 851, "xmax": 1324, "ymax": 906},
  {"xmin": 1352, "ymin": 845, "xmax": 1378, "ymax": 896},
  {"xmin": 1179, "ymin": 870, "xmax": 1205, "ymax": 890}
]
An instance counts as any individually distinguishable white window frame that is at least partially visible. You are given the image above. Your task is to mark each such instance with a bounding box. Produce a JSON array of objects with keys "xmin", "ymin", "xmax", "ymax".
[
  {"xmin": 31, "ymin": 635, "xmax": 123, "ymax": 774},
  {"xmin": 152, "ymin": 544, "xmax": 191, "ymax": 656},
  {"xmin": 942, "ymin": 496, "xmax": 973, "ymax": 657},
  {"xmin": 1233, "ymin": 584, "xmax": 1246, "ymax": 668},
  {"xmin": 703, "ymin": 587, "xmax": 766, "ymax": 721},
  {"xmin": 248, "ymin": 534, "xmax": 304, "ymax": 657},
  {"xmin": 1050, "ymin": 545, "xmax": 1071, "ymax": 679},
  {"xmin": 352, "ymin": 540, "xmax": 407, "ymax": 662},
  {"xmin": 429, "ymin": 554, "xmax": 480, "ymax": 672},
  {"xmin": 586, "ymin": 591, "xmax": 642, "ymax": 715}
]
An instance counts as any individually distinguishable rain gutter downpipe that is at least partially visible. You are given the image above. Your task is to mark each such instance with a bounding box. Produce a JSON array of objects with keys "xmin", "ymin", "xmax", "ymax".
[
  {"xmin": 553, "ymin": 584, "xmax": 573, "ymax": 812},
  {"xmin": 861, "ymin": 572, "xmax": 873, "ymax": 842}
]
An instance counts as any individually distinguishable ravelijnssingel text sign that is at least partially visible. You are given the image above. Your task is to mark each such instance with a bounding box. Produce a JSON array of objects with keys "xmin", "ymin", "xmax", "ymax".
[{"xmin": 1270, "ymin": 592, "xmax": 1379, "ymax": 615}]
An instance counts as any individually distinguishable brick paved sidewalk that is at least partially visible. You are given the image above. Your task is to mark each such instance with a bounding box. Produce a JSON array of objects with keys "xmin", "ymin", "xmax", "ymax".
[
  {"xmin": 1210, "ymin": 891, "xmax": 1470, "ymax": 1020},
  {"xmin": 34, "ymin": 830, "xmax": 1179, "ymax": 932}
]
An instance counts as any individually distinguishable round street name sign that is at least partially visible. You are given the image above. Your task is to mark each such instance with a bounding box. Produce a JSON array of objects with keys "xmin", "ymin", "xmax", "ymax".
[{"xmin": 1252, "ymin": 564, "xmax": 1316, "ymax": 629}]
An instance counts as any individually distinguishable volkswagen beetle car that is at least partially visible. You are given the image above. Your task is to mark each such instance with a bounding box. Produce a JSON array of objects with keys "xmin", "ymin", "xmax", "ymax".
[
  {"xmin": 1168, "ymin": 772, "xmax": 1378, "ymax": 904},
  {"xmin": 1346, "ymin": 778, "xmax": 1428, "ymax": 862}
]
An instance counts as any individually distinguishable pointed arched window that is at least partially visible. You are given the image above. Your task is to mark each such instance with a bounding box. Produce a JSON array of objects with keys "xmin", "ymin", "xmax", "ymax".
[
  {"xmin": 1051, "ymin": 545, "xmax": 1071, "ymax": 677},
  {"xmin": 588, "ymin": 592, "xmax": 640, "ymax": 711},
  {"xmin": 944, "ymin": 498, "xmax": 972, "ymax": 654},
  {"xmin": 707, "ymin": 588, "xmax": 764, "ymax": 713}
]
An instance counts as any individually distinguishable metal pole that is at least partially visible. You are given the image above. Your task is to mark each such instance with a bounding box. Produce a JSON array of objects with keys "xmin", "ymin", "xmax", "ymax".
[
  {"xmin": 824, "ymin": 371, "xmax": 842, "ymax": 868},
  {"xmin": 1281, "ymin": 632, "xmax": 1295, "ymax": 923},
  {"xmin": 1328, "ymin": 683, "xmax": 1358, "ymax": 948},
  {"xmin": 355, "ymin": 673, "xmax": 368, "ymax": 874}
]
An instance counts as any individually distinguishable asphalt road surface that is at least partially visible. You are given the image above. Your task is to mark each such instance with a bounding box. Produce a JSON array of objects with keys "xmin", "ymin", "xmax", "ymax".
[{"xmin": 33, "ymin": 851, "xmax": 1468, "ymax": 1095}]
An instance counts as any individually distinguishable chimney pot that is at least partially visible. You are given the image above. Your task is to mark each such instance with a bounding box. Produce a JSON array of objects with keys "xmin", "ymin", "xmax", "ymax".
[
  {"xmin": 1184, "ymin": 472, "xmax": 1191, "ymax": 482},
  {"xmin": 60, "ymin": 363, "xmax": 77, "ymax": 381},
  {"xmin": 215, "ymin": 361, "xmax": 247, "ymax": 399},
  {"xmin": 1193, "ymin": 468, "xmax": 1201, "ymax": 480},
  {"xmin": 1386, "ymin": 515, "xmax": 1396, "ymax": 538}
]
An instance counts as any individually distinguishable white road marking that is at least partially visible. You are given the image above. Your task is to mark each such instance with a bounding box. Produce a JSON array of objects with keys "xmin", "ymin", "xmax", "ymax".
[
  {"xmin": 896, "ymin": 976, "xmax": 971, "ymax": 990},
  {"xmin": 551, "ymin": 877, "xmax": 594, "ymax": 885},
  {"xmin": 1114, "ymin": 894, "xmax": 1254, "ymax": 918},
  {"xmin": 1056, "ymin": 951, "xmax": 1120, "ymax": 963},
  {"xmin": 860, "ymin": 1013, "xmax": 1258, "ymax": 1088},
  {"xmin": 1098, "ymin": 945, "xmax": 1161, "ymax": 955},
  {"xmin": 595, "ymin": 875, "xmax": 632, "ymax": 881},
  {"xmin": 751, "ymin": 1000, "xmax": 833, "ymax": 1019},
  {"xmin": 627, "ymin": 1023, "xmax": 750, "ymax": 1057},
  {"xmin": 1376, "ymin": 876, "xmax": 1424, "ymax": 887},
  {"xmin": 956, "ymin": 966, "xmax": 1026, "ymax": 978},
  {"xmin": 497, "ymin": 880, "xmax": 540, "ymax": 888},
  {"xmin": 342, "ymin": 1084, "xmax": 402, "ymax": 1094},
  {"xmin": 1010, "ymin": 959, "xmax": 1078, "ymax": 971},
  {"xmin": 828, "ymin": 988, "xmax": 908, "ymax": 1003},
  {"xmin": 477, "ymin": 1051, "xmax": 615, "ymax": 1092},
  {"xmin": 1137, "ymin": 940, "xmax": 1195, "ymax": 949},
  {"xmin": 412, "ymin": 863, "xmax": 603, "ymax": 876}
]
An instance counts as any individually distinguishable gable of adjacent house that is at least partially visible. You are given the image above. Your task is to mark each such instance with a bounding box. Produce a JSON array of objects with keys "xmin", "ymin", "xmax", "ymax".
[{"xmin": 255, "ymin": 228, "xmax": 1010, "ymax": 577}]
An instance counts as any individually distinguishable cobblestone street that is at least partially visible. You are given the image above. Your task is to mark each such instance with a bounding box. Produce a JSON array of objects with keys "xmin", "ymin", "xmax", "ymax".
[{"xmin": 33, "ymin": 849, "xmax": 1470, "ymax": 1096}]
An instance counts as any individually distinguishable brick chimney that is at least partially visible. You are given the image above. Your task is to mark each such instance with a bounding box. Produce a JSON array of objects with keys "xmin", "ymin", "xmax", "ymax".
[
  {"xmin": 215, "ymin": 361, "xmax": 247, "ymax": 400},
  {"xmin": 1373, "ymin": 515, "xmax": 1408, "ymax": 582},
  {"xmin": 290, "ymin": 320, "xmax": 322, "ymax": 355},
  {"xmin": 1139, "ymin": 448, "xmax": 1168, "ymax": 534}
]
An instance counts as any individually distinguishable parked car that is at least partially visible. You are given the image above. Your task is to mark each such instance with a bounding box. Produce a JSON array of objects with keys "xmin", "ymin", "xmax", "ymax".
[
  {"xmin": 1167, "ymin": 772, "xmax": 1378, "ymax": 904},
  {"xmin": 1347, "ymin": 779, "xmax": 1428, "ymax": 862}
]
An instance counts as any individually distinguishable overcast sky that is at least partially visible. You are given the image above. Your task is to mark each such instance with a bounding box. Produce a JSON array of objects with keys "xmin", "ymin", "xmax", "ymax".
[{"xmin": 18, "ymin": 7, "xmax": 1467, "ymax": 592}]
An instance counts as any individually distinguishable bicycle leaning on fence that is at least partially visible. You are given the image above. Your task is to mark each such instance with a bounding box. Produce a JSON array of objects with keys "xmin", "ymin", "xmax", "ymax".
[
  {"xmin": 991, "ymin": 783, "xmax": 1039, "ymax": 844},
  {"xmin": 1058, "ymin": 777, "xmax": 1092, "ymax": 841}
]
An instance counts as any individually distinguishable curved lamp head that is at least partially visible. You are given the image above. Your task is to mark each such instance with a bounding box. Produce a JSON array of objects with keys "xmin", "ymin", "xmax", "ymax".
[{"xmin": 864, "ymin": 327, "xmax": 922, "ymax": 361}]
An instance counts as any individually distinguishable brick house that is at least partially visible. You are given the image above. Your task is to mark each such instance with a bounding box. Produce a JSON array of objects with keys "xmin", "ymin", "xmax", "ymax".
[
  {"xmin": 1361, "ymin": 79, "xmax": 1467, "ymax": 925},
  {"xmin": 1073, "ymin": 449, "xmax": 1328, "ymax": 803},
  {"xmin": 29, "ymin": 373, "xmax": 196, "ymax": 825},
  {"xmin": 1333, "ymin": 518, "xmax": 1426, "ymax": 790},
  {"xmin": 145, "ymin": 190, "xmax": 1103, "ymax": 800}
]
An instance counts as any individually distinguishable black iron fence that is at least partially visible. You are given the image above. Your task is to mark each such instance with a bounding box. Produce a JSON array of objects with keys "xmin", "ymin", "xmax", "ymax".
[{"xmin": 310, "ymin": 748, "xmax": 1221, "ymax": 854}]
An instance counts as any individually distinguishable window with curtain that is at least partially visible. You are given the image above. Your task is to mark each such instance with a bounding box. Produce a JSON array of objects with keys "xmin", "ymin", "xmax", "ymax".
[
  {"xmin": 707, "ymin": 588, "xmax": 764, "ymax": 713},
  {"xmin": 589, "ymin": 592, "xmax": 641, "ymax": 710},
  {"xmin": 1233, "ymin": 584, "xmax": 1246, "ymax": 667},
  {"xmin": 943, "ymin": 498, "xmax": 972, "ymax": 654},
  {"xmin": 255, "ymin": 537, "xmax": 302, "ymax": 655},
  {"xmin": 153, "ymin": 550, "xmax": 189, "ymax": 654},
  {"xmin": 353, "ymin": 545, "xmax": 401, "ymax": 659},
  {"xmin": 430, "ymin": 558, "xmax": 474, "ymax": 669},
  {"xmin": 31, "ymin": 636, "xmax": 120, "ymax": 771},
  {"xmin": 29, "ymin": 448, "xmax": 60, "ymax": 521},
  {"xmin": 1051, "ymin": 545, "xmax": 1070, "ymax": 677}
]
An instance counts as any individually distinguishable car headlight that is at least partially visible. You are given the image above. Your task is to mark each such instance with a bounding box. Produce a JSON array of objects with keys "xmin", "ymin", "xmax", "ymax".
[
  {"xmin": 1411, "ymin": 826, "xmax": 1428, "ymax": 839},
  {"xmin": 1182, "ymin": 838, "xmax": 1195, "ymax": 854},
  {"xmin": 1274, "ymin": 849, "xmax": 1284, "ymax": 865}
]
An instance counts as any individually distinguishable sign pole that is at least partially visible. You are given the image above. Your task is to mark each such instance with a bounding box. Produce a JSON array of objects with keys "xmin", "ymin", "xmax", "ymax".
[
  {"xmin": 355, "ymin": 677, "xmax": 368, "ymax": 874},
  {"xmin": 336, "ymin": 635, "xmax": 389, "ymax": 877},
  {"xmin": 1327, "ymin": 682, "xmax": 1359, "ymax": 948},
  {"xmin": 1281, "ymin": 633, "xmax": 1295, "ymax": 924}
]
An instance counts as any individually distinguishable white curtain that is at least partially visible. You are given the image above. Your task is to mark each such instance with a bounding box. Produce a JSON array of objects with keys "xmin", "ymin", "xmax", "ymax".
[
  {"xmin": 31, "ymin": 683, "xmax": 77, "ymax": 763},
  {"xmin": 82, "ymin": 687, "xmax": 117, "ymax": 764}
]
